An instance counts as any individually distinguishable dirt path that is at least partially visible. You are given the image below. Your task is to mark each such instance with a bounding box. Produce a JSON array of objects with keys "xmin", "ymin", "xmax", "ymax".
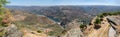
[{"xmin": 87, "ymin": 17, "xmax": 110, "ymax": 37}]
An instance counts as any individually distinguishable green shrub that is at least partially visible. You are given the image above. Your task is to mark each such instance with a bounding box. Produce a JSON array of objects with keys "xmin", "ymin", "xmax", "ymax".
[
  {"xmin": 98, "ymin": 12, "xmax": 120, "ymax": 18},
  {"xmin": 80, "ymin": 24, "xmax": 86, "ymax": 28},
  {"xmin": 94, "ymin": 24, "xmax": 101, "ymax": 29},
  {"xmin": 61, "ymin": 30, "xmax": 67, "ymax": 35},
  {"xmin": 1, "ymin": 24, "xmax": 8, "ymax": 27},
  {"xmin": 37, "ymin": 30, "xmax": 42, "ymax": 33},
  {"xmin": 0, "ymin": 17, "xmax": 8, "ymax": 27},
  {"xmin": 94, "ymin": 18, "xmax": 101, "ymax": 24}
]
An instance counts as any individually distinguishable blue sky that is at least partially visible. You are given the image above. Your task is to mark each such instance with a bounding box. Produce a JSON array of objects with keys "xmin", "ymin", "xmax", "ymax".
[{"xmin": 8, "ymin": 0, "xmax": 120, "ymax": 6}]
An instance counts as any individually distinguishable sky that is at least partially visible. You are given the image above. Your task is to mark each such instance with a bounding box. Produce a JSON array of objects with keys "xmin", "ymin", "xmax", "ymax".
[{"xmin": 8, "ymin": 0, "xmax": 120, "ymax": 6}]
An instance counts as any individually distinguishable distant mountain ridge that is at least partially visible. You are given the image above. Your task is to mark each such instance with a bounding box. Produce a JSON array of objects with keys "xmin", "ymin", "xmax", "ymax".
[
  {"xmin": 6, "ymin": 5, "xmax": 120, "ymax": 26},
  {"xmin": 6, "ymin": 5, "xmax": 120, "ymax": 16}
]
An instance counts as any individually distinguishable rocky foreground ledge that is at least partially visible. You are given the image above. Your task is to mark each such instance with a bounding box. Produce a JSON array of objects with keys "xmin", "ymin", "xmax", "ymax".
[{"xmin": 81, "ymin": 15, "xmax": 120, "ymax": 37}]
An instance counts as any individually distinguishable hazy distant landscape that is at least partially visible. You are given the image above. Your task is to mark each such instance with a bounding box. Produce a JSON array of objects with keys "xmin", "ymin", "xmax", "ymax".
[
  {"xmin": 6, "ymin": 5, "xmax": 120, "ymax": 25},
  {"xmin": 1, "ymin": 0, "xmax": 120, "ymax": 37},
  {"xmin": 3, "ymin": 5, "xmax": 120, "ymax": 37}
]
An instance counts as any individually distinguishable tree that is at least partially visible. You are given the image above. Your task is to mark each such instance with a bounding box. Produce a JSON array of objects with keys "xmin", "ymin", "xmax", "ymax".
[
  {"xmin": 0, "ymin": 0, "xmax": 9, "ymax": 15},
  {"xmin": 0, "ymin": 0, "xmax": 8, "ymax": 6},
  {"xmin": 0, "ymin": 0, "xmax": 9, "ymax": 27}
]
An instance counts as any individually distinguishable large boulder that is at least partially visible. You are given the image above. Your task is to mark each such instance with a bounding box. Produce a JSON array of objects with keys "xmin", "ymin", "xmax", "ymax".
[
  {"xmin": 107, "ymin": 16, "xmax": 120, "ymax": 37},
  {"xmin": 4, "ymin": 24, "xmax": 23, "ymax": 37}
]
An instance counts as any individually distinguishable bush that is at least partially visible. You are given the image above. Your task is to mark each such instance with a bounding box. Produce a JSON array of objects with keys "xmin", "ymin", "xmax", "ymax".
[
  {"xmin": 98, "ymin": 12, "xmax": 120, "ymax": 18},
  {"xmin": 1, "ymin": 24, "xmax": 8, "ymax": 27},
  {"xmin": 94, "ymin": 18, "xmax": 101, "ymax": 24},
  {"xmin": 94, "ymin": 24, "xmax": 101, "ymax": 29},
  {"xmin": 0, "ymin": 17, "xmax": 7, "ymax": 27},
  {"xmin": 37, "ymin": 30, "xmax": 42, "ymax": 33},
  {"xmin": 61, "ymin": 30, "xmax": 67, "ymax": 35},
  {"xmin": 80, "ymin": 24, "xmax": 86, "ymax": 28}
]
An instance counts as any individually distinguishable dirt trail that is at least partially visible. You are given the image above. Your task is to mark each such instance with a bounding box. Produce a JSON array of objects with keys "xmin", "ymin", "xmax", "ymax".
[{"xmin": 87, "ymin": 17, "xmax": 110, "ymax": 37}]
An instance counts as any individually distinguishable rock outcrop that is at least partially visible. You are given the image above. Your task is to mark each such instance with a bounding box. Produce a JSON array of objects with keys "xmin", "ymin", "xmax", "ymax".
[
  {"xmin": 84, "ymin": 17, "xmax": 110, "ymax": 37},
  {"xmin": 107, "ymin": 16, "xmax": 120, "ymax": 37},
  {"xmin": 10, "ymin": 12, "xmax": 64, "ymax": 37},
  {"xmin": 83, "ymin": 15, "xmax": 120, "ymax": 37},
  {"xmin": 60, "ymin": 20, "xmax": 84, "ymax": 37},
  {"xmin": 4, "ymin": 24, "xmax": 23, "ymax": 37}
]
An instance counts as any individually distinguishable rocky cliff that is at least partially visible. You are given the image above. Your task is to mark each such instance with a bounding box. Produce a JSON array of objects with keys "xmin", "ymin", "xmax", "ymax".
[
  {"xmin": 83, "ymin": 15, "xmax": 120, "ymax": 37},
  {"xmin": 107, "ymin": 16, "xmax": 120, "ymax": 37}
]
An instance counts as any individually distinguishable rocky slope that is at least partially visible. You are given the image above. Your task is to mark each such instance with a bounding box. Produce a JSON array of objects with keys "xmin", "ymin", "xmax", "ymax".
[
  {"xmin": 60, "ymin": 19, "xmax": 84, "ymax": 37},
  {"xmin": 107, "ymin": 16, "xmax": 120, "ymax": 37},
  {"xmin": 83, "ymin": 17, "xmax": 110, "ymax": 37},
  {"xmin": 83, "ymin": 14, "xmax": 120, "ymax": 37},
  {"xmin": 11, "ymin": 11, "xmax": 63, "ymax": 37},
  {"xmin": 4, "ymin": 24, "xmax": 23, "ymax": 37},
  {"xmin": 0, "ymin": 9, "xmax": 63, "ymax": 37}
]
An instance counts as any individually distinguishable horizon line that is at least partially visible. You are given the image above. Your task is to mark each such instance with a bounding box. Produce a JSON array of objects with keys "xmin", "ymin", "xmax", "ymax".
[{"xmin": 7, "ymin": 4, "xmax": 120, "ymax": 6}]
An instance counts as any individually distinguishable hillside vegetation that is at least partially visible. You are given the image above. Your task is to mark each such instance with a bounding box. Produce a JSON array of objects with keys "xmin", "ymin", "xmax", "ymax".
[
  {"xmin": 94, "ymin": 12, "xmax": 120, "ymax": 24},
  {"xmin": 0, "ymin": 0, "xmax": 14, "ymax": 37},
  {"xmin": 11, "ymin": 10, "xmax": 64, "ymax": 36}
]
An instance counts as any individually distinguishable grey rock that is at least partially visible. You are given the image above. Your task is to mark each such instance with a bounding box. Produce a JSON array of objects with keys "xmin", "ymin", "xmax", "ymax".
[
  {"xmin": 60, "ymin": 20, "xmax": 84, "ymax": 37},
  {"xmin": 107, "ymin": 16, "xmax": 120, "ymax": 26},
  {"xmin": 107, "ymin": 16, "xmax": 120, "ymax": 37},
  {"xmin": 4, "ymin": 24, "xmax": 23, "ymax": 37},
  {"xmin": 109, "ymin": 27, "xmax": 116, "ymax": 37}
]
